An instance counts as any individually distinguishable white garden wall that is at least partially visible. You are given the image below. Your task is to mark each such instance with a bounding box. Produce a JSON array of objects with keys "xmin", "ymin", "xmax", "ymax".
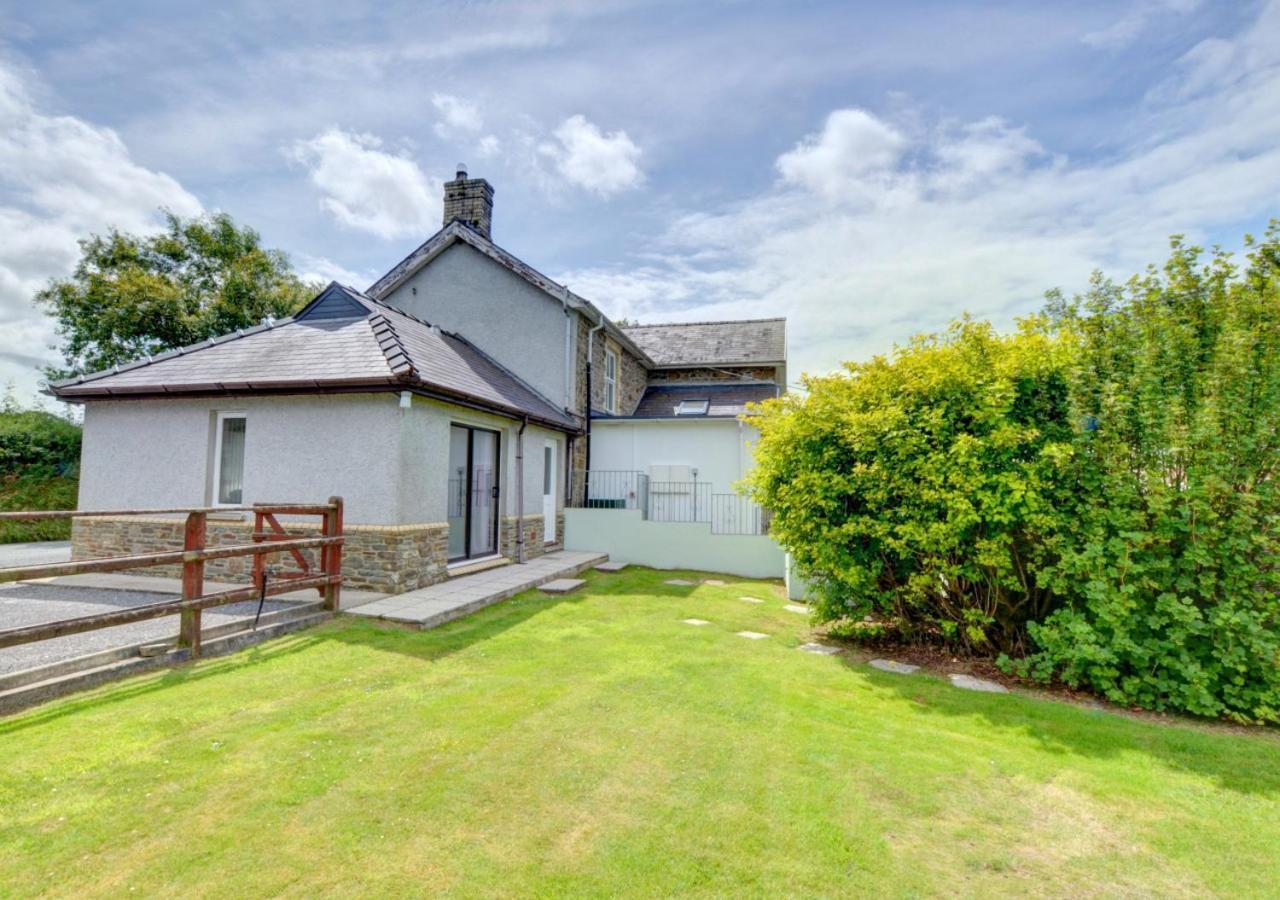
[{"xmin": 563, "ymin": 508, "xmax": 785, "ymax": 579}]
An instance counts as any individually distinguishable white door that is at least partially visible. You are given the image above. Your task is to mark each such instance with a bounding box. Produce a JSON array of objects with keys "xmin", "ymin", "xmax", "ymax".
[{"xmin": 542, "ymin": 440, "xmax": 557, "ymax": 544}]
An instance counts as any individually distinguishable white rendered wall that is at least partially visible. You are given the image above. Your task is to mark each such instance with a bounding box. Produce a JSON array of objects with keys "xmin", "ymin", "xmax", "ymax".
[
  {"xmin": 587, "ymin": 419, "xmax": 758, "ymax": 493},
  {"xmin": 77, "ymin": 394, "xmax": 567, "ymax": 529},
  {"xmin": 563, "ymin": 508, "xmax": 785, "ymax": 578},
  {"xmin": 78, "ymin": 395, "xmax": 403, "ymax": 524}
]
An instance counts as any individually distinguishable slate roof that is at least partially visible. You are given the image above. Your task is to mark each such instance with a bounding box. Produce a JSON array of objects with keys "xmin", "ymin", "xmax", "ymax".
[
  {"xmin": 49, "ymin": 284, "xmax": 579, "ymax": 431},
  {"xmin": 601, "ymin": 382, "xmax": 780, "ymax": 420},
  {"xmin": 621, "ymin": 318, "xmax": 786, "ymax": 368}
]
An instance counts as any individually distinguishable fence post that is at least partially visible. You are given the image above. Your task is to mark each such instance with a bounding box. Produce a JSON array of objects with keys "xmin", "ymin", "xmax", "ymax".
[
  {"xmin": 178, "ymin": 510, "xmax": 206, "ymax": 655},
  {"xmin": 322, "ymin": 496, "xmax": 343, "ymax": 611}
]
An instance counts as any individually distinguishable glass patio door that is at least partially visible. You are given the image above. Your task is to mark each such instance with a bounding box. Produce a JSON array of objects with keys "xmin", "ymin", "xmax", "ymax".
[{"xmin": 447, "ymin": 425, "xmax": 500, "ymax": 561}]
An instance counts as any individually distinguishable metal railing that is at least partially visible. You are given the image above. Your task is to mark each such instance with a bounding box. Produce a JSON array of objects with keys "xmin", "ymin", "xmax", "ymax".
[
  {"xmin": 572, "ymin": 470, "xmax": 770, "ymax": 535},
  {"xmin": 0, "ymin": 499, "xmax": 344, "ymax": 657}
]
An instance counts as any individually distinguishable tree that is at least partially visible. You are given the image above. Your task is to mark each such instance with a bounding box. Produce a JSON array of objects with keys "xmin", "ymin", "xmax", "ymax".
[{"xmin": 36, "ymin": 211, "xmax": 316, "ymax": 381}]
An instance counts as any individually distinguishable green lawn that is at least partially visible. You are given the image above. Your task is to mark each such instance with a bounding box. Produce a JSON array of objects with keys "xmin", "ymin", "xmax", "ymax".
[{"xmin": 2, "ymin": 568, "xmax": 1278, "ymax": 897}]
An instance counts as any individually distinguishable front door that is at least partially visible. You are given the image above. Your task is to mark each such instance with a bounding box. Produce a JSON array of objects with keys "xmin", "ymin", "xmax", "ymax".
[
  {"xmin": 542, "ymin": 439, "xmax": 557, "ymax": 544},
  {"xmin": 447, "ymin": 425, "xmax": 500, "ymax": 561}
]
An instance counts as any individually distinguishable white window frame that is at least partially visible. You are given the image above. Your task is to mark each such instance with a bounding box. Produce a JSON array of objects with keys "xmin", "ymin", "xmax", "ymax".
[
  {"xmin": 211, "ymin": 411, "xmax": 247, "ymax": 507},
  {"xmin": 604, "ymin": 347, "xmax": 618, "ymax": 414},
  {"xmin": 676, "ymin": 399, "xmax": 710, "ymax": 416}
]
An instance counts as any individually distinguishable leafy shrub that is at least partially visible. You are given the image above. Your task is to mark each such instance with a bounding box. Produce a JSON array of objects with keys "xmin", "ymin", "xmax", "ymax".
[
  {"xmin": 0, "ymin": 393, "xmax": 82, "ymax": 542},
  {"xmin": 745, "ymin": 318, "xmax": 1074, "ymax": 652},
  {"xmin": 1023, "ymin": 230, "xmax": 1280, "ymax": 723}
]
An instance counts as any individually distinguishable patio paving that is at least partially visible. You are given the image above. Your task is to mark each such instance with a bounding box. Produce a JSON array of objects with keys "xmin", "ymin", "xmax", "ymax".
[{"xmin": 346, "ymin": 550, "xmax": 607, "ymax": 629}]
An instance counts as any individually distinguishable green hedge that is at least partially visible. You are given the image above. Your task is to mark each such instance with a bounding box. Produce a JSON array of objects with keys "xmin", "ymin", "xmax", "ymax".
[
  {"xmin": 0, "ymin": 405, "xmax": 82, "ymax": 542},
  {"xmin": 746, "ymin": 225, "xmax": 1280, "ymax": 724}
]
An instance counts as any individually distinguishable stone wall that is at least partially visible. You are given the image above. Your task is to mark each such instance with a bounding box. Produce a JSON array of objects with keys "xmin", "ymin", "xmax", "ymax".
[
  {"xmin": 499, "ymin": 514, "xmax": 547, "ymax": 560},
  {"xmin": 71, "ymin": 517, "xmax": 450, "ymax": 594},
  {"xmin": 574, "ymin": 315, "xmax": 648, "ymax": 417}
]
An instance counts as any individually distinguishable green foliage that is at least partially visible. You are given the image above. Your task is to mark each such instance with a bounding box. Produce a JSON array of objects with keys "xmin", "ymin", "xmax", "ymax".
[
  {"xmin": 0, "ymin": 390, "xmax": 81, "ymax": 541},
  {"xmin": 745, "ymin": 318, "xmax": 1075, "ymax": 653},
  {"xmin": 35, "ymin": 211, "xmax": 316, "ymax": 381},
  {"xmin": 748, "ymin": 224, "xmax": 1280, "ymax": 723},
  {"xmin": 1024, "ymin": 227, "xmax": 1280, "ymax": 724}
]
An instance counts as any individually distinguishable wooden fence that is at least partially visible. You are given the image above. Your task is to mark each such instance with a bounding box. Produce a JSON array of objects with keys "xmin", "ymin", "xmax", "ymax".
[{"xmin": 0, "ymin": 498, "xmax": 343, "ymax": 657}]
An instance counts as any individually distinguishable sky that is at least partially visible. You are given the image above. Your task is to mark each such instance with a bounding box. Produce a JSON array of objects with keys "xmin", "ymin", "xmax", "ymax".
[{"xmin": 1, "ymin": 0, "xmax": 1277, "ymax": 405}]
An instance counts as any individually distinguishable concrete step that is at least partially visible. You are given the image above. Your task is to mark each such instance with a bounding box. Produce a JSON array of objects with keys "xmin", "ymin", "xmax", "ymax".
[{"xmin": 0, "ymin": 606, "xmax": 331, "ymax": 716}]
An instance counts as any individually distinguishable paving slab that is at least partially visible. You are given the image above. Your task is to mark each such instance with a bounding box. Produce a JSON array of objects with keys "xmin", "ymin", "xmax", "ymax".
[
  {"xmin": 783, "ymin": 604, "xmax": 809, "ymax": 614},
  {"xmin": 949, "ymin": 673, "xmax": 1009, "ymax": 693},
  {"xmin": 682, "ymin": 618, "xmax": 710, "ymax": 626},
  {"xmin": 539, "ymin": 578, "xmax": 585, "ymax": 595},
  {"xmin": 702, "ymin": 578, "xmax": 726, "ymax": 586},
  {"xmin": 594, "ymin": 561, "xmax": 628, "ymax": 572},
  {"xmin": 664, "ymin": 578, "xmax": 696, "ymax": 586},
  {"xmin": 737, "ymin": 596, "xmax": 764, "ymax": 604},
  {"xmin": 736, "ymin": 631, "xmax": 769, "ymax": 640},
  {"xmin": 347, "ymin": 550, "xmax": 606, "ymax": 629},
  {"xmin": 798, "ymin": 642, "xmax": 841, "ymax": 655},
  {"xmin": 870, "ymin": 659, "xmax": 920, "ymax": 675}
]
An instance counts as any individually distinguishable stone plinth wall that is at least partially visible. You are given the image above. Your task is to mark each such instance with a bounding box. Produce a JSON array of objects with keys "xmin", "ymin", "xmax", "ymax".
[
  {"xmin": 499, "ymin": 514, "xmax": 547, "ymax": 561},
  {"xmin": 71, "ymin": 517, "xmax": 450, "ymax": 594}
]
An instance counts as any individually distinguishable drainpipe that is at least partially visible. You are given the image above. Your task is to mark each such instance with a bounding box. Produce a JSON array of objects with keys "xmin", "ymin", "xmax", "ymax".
[
  {"xmin": 584, "ymin": 314, "xmax": 605, "ymax": 502},
  {"xmin": 561, "ymin": 286, "xmax": 573, "ymax": 411},
  {"xmin": 515, "ymin": 416, "xmax": 528, "ymax": 563}
]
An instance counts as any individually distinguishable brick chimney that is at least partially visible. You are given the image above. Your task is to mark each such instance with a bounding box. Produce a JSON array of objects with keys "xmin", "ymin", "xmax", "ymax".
[{"xmin": 442, "ymin": 164, "xmax": 494, "ymax": 239}]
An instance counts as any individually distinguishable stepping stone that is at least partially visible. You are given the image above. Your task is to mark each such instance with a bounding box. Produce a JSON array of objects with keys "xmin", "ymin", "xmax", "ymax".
[
  {"xmin": 682, "ymin": 618, "xmax": 710, "ymax": 626},
  {"xmin": 595, "ymin": 561, "xmax": 627, "ymax": 572},
  {"xmin": 538, "ymin": 578, "xmax": 586, "ymax": 595},
  {"xmin": 949, "ymin": 673, "xmax": 1008, "ymax": 693},
  {"xmin": 738, "ymin": 596, "xmax": 764, "ymax": 604},
  {"xmin": 702, "ymin": 578, "xmax": 726, "ymax": 586},
  {"xmin": 665, "ymin": 579, "xmax": 696, "ymax": 586},
  {"xmin": 783, "ymin": 604, "xmax": 809, "ymax": 614},
  {"xmin": 869, "ymin": 659, "xmax": 920, "ymax": 675},
  {"xmin": 736, "ymin": 631, "xmax": 769, "ymax": 640},
  {"xmin": 798, "ymin": 642, "xmax": 840, "ymax": 655}
]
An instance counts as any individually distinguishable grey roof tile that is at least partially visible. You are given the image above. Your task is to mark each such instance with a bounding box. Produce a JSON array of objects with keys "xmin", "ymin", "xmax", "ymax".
[
  {"xmin": 51, "ymin": 283, "xmax": 578, "ymax": 430},
  {"xmin": 603, "ymin": 382, "xmax": 780, "ymax": 420},
  {"xmin": 621, "ymin": 318, "xmax": 786, "ymax": 367}
]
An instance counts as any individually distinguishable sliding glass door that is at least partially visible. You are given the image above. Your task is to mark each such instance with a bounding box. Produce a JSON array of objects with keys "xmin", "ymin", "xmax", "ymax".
[{"xmin": 447, "ymin": 424, "xmax": 500, "ymax": 561}]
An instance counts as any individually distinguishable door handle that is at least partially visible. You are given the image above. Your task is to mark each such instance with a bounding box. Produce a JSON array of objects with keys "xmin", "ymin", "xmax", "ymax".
[{"xmin": 491, "ymin": 485, "xmax": 500, "ymax": 500}]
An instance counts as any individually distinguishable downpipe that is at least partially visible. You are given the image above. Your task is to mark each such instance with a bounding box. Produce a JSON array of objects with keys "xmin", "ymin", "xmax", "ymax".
[{"xmin": 515, "ymin": 416, "xmax": 528, "ymax": 564}]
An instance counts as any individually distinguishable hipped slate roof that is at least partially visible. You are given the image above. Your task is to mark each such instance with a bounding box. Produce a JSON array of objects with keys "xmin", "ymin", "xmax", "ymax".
[
  {"xmin": 621, "ymin": 318, "xmax": 786, "ymax": 368},
  {"xmin": 601, "ymin": 382, "xmax": 781, "ymax": 420},
  {"xmin": 49, "ymin": 284, "xmax": 579, "ymax": 431}
]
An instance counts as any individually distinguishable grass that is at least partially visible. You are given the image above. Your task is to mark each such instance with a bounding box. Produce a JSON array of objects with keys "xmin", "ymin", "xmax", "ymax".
[{"xmin": 2, "ymin": 567, "xmax": 1278, "ymax": 897}]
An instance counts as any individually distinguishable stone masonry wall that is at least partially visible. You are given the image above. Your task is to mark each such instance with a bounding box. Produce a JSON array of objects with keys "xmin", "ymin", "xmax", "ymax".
[
  {"xmin": 72, "ymin": 517, "xmax": 450, "ymax": 594},
  {"xmin": 499, "ymin": 514, "xmax": 547, "ymax": 560}
]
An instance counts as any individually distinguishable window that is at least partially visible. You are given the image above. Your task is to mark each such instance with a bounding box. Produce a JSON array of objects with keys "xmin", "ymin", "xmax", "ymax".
[
  {"xmin": 604, "ymin": 348, "xmax": 618, "ymax": 414},
  {"xmin": 543, "ymin": 445, "xmax": 553, "ymax": 494},
  {"xmin": 676, "ymin": 399, "xmax": 710, "ymax": 416},
  {"xmin": 212, "ymin": 412, "xmax": 247, "ymax": 505}
]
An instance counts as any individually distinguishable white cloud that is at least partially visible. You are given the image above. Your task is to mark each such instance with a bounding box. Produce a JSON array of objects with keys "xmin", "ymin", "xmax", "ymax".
[
  {"xmin": 559, "ymin": 3, "xmax": 1280, "ymax": 383},
  {"xmin": 0, "ymin": 62, "xmax": 201, "ymax": 402},
  {"xmin": 288, "ymin": 128, "xmax": 440, "ymax": 240},
  {"xmin": 1083, "ymin": 0, "xmax": 1201, "ymax": 49},
  {"xmin": 476, "ymin": 134, "xmax": 501, "ymax": 158},
  {"xmin": 431, "ymin": 93, "xmax": 483, "ymax": 140},
  {"xmin": 292, "ymin": 253, "xmax": 376, "ymax": 290},
  {"xmin": 776, "ymin": 108, "xmax": 907, "ymax": 197},
  {"xmin": 543, "ymin": 114, "xmax": 643, "ymax": 196}
]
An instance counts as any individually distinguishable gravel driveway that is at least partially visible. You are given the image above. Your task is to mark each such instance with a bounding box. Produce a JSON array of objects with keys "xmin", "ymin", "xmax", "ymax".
[{"xmin": 0, "ymin": 581, "xmax": 298, "ymax": 677}]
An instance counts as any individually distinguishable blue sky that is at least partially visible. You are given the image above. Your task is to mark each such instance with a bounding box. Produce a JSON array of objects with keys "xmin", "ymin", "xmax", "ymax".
[{"xmin": 1, "ymin": 0, "xmax": 1277, "ymax": 403}]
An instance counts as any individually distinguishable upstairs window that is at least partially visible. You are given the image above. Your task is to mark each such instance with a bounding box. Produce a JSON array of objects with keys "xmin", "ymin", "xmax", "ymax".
[
  {"xmin": 604, "ymin": 348, "xmax": 618, "ymax": 414},
  {"xmin": 213, "ymin": 412, "xmax": 247, "ymax": 505},
  {"xmin": 676, "ymin": 399, "xmax": 710, "ymax": 416}
]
